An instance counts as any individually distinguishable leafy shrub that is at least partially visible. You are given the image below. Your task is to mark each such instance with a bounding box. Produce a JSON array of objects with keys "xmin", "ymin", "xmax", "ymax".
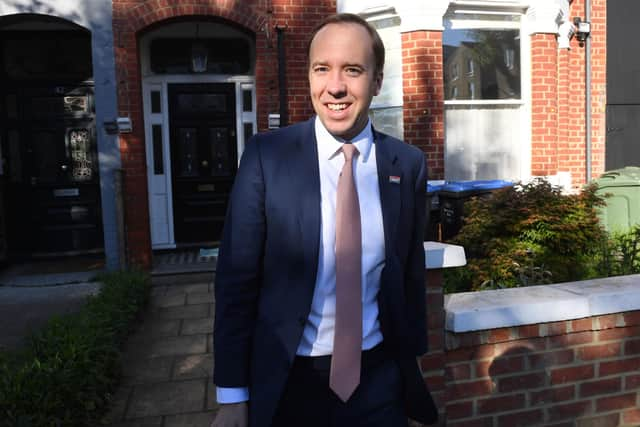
[
  {"xmin": 0, "ymin": 270, "xmax": 149, "ymax": 427},
  {"xmin": 595, "ymin": 225, "xmax": 640, "ymax": 277},
  {"xmin": 444, "ymin": 179, "xmax": 606, "ymax": 292}
]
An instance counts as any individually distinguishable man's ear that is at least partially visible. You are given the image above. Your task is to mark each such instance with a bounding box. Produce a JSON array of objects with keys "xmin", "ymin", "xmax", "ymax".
[{"xmin": 374, "ymin": 72, "xmax": 384, "ymax": 96}]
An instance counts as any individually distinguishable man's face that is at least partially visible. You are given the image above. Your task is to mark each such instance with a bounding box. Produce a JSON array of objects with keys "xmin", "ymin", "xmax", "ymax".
[{"xmin": 308, "ymin": 22, "xmax": 383, "ymax": 141}]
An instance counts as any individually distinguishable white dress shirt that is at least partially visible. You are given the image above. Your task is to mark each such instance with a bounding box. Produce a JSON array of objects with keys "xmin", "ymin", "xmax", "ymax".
[{"xmin": 217, "ymin": 117, "xmax": 385, "ymax": 403}]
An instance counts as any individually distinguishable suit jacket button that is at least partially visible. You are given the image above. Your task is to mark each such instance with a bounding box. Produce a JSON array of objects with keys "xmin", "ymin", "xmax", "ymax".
[{"xmin": 298, "ymin": 317, "xmax": 306, "ymax": 326}]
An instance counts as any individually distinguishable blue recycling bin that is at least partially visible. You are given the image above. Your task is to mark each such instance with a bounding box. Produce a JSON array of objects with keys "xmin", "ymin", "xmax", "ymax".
[
  {"xmin": 439, "ymin": 180, "xmax": 512, "ymax": 240},
  {"xmin": 425, "ymin": 181, "xmax": 445, "ymax": 241}
]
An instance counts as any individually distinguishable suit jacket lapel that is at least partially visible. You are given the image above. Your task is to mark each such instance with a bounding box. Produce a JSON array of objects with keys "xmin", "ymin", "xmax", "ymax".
[
  {"xmin": 374, "ymin": 129, "xmax": 401, "ymax": 258},
  {"xmin": 289, "ymin": 118, "xmax": 321, "ymax": 280}
]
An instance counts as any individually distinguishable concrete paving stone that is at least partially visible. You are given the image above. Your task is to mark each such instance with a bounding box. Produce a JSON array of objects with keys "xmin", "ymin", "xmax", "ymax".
[
  {"xmin": 165, "ymin": 283, "xmax": 209, "ymax": 296},
  {"xmin": 206, "ymin": 381, "xmax": 219, "ymax": 411},
  {"xmin": 122, "ymin": 334, "xmax": 156, "ymax": 360},
  {"xmin": 149, "ymin": 286, "xmax": 168, "ymax": 297},
  {"xmin": 150, "ymin": 334, "xmax": 207, "ymax": 358},
  {"xmin": 207, "ymin": 333, "xmax": 214, "ymax": 353},
  {"xmin": 157, "ymin": 303, "xmax": 209, "ymax": 320},
  {"xmin": 181, "ymin": 318, "xmax": 213, "ymax": 335},
  {"xmin": 164, "ymin": 411, "xmax": 216, "ymax": 426},
  {"xmin": 186, "ymin": 292, "xmax": 213, "ymax": 305},
  {"xmin": 109, "ymin": 417, "xmax": 162, "ymax": 427},
  {"xmin": 101, "ymin": 386, "xmax": 133, "ymax": 424},
  {"xmin": 126, "ymin": 379, "xmax": 206, "ymax": 418},
  {"xmin": 173, "ymin": 353, "xmax": 213, "ymax": 380},
  {"xmin": 122, "ymin": 355, "xmax": 174, "ymax": 385},
  {"xmin": 151, "ymin": 293, "xmax": 186, "ymax": 308},
  {"xmin": 128, "ymin": 317, "xmax": 181, "ymax": 340}
]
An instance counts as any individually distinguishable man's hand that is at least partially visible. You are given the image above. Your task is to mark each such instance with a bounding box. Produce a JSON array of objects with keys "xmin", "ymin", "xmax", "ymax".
[{"xmin": 211, "ymin": 402, "xmax": 249, "ymax": 427}]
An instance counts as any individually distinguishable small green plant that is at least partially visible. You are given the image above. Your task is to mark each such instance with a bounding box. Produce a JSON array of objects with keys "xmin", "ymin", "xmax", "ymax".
[
  {"xmin": 445, "ymin": 179, "xmax": 607, "ymax": 292},
  {"xmin": 0, "ymin": 270, "xmax": 149, "ymax": 427},
  {"xmin": 595, "ymin": 225, "xmax": 640, "ymax": 277}
]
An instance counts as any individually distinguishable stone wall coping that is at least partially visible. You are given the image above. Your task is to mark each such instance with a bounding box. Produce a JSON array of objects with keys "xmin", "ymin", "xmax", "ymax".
[
  {"xmin": 444, "ymin": 274, "xmax": 640, "ymax": 333},
  {"xmin": 424, "ymin": 241, "xmax": 467, "ymax": 269}
]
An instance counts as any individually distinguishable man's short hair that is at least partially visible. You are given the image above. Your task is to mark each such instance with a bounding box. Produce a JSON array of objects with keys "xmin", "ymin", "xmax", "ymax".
[{"xmin": 307, "ymin": 13, "xmax": 385, "ymax": 76}]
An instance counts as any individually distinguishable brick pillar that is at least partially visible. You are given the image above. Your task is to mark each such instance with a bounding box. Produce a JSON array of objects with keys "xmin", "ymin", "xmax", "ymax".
[
  {"xmin": 530, "ymin": 33, "xmax": 559, "ymax": 177},
  {"xmin": 402, "ymin": 31, "xmax": 445, "ymax": 179},
  {"xmin": 422, "ymin": 269, "xmax": 446, "ymax": 424}
]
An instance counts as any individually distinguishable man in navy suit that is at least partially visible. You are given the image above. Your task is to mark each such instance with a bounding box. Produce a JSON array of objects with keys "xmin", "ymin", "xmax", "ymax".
[{"xmin": 212, "ymin": 13, "xmax": 436, "ymax": 427}]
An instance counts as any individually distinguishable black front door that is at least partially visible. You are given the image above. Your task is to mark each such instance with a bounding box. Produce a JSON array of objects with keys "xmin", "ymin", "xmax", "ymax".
[
  {"xmin": 0, "ymin": 85, "xmax": 103, "ymax": 256},
  {"xmin": 606, "ymin": 1, "xmax": 640, "ymax": 170},
  {"xmin": 168, "ymin": 83, "xmax": 237, "ymax": 244}
]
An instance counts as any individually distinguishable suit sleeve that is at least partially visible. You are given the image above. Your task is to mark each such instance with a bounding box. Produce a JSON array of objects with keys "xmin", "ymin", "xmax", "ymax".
[
  {"xmin": 406, "ymin": 153, "xmax": 428, "ymax": 355},
  {"xmin": 213, "ymin": 136, "xmax": 266, "ymax": 388}
]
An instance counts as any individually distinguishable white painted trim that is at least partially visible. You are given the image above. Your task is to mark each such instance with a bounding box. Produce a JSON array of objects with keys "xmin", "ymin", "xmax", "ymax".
[
  {"xmin": 520, "ymin": 11, "xmax": 533, "ymax": 181},
  {"xmin": 424, "ymin": 242, "xmax": 467, "ymax": 269},
  {"xmin": 444, "ymin": 100, "xmax": 525, "ymax": 106},
  {"xmin": 445, "ymin": 275, "xmax": 640, "ymax": 333},
  {"xmin": 142, "ymin": 74, "xmax": 256, "ymax": 249}
]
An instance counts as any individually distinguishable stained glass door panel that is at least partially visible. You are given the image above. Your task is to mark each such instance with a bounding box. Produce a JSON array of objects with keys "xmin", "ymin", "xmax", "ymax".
[{"xmin": 2, "ymin": 85, "xmax": 102, "ymax": 256}]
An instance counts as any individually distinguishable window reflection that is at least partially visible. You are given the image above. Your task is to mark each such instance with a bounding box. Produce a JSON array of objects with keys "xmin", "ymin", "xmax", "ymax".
[{"xmin": 443, "ymin": 28, "xmax": 521, "ymax": 100}]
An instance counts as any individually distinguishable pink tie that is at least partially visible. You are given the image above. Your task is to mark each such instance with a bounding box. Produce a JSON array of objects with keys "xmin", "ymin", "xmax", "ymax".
[{"xmin": 330, "ymin": 143, "xmax": 362, "ymax": 402}]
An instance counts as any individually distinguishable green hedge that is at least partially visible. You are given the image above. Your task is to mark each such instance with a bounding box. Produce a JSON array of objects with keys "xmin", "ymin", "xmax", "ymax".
[{"xmin": 0, "ymin": 270, "xmax": 149, "ymax": 427}]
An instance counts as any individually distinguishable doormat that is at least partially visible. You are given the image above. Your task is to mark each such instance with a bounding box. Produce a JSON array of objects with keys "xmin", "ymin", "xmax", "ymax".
[{"xmin": 199, "ymin": 248, "xmax": 219, "ymax": 258}]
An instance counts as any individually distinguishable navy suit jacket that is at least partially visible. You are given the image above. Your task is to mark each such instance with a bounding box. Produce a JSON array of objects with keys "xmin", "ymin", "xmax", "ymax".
[{"xmin": 214, "ymin": 117, "xmax": 437, "ymax": 426}]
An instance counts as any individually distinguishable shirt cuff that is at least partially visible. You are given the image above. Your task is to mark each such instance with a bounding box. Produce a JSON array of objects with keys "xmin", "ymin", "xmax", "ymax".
[{"xmin": 216, "ymin": 386, "xmax": 250, "ymax": 404}]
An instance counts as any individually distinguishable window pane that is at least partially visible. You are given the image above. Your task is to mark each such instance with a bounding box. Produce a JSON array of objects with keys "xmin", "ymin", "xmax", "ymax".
[
  {"xmin": 150, "ymin": 38, "xmax": 251, "ymax": 74},
  {"xmin": 443, "ymin": 28, "xmax": 521, "ymax": 100},
  {"xmin": 369, "ymin": 107, "xmax": 403, "ymax": 140},
  {"xmin": 242, "ymin": 90, "xmax": 252, "ymax": 112},
  {"xmin": 151, "ymin": 91, "xmax": 161, "ymax": 113},
  {"xmin": 152, "ymin": 125, "xmax": 164, "ymax": 175},
  {"xmin": 69, "ymin": 128, "xmax": 94, "ymax": 182},
  {"xmin": 445, "ymin": 104, "xmax": 521, "ymax": 180}
]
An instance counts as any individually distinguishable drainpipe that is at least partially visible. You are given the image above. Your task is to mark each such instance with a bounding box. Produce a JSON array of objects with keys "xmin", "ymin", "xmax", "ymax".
[
  {"xmin": 585, "ymin": 0, "xmax": 592, "ymax": 182},
  {"xmin": 276, "ymin": 26, "xmax": 288, "ymax": 127}
]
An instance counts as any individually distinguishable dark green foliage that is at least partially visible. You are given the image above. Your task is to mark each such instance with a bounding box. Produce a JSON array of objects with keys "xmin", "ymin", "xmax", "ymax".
[
  {"xmin": 444, "ymin": 179, "xmax": 607, "ymax": 292},
  {"xmin": 0, "ymin": 270, "xmax": 149, "ymax": 427},
  {"xmin": 595, "ymin": 225, "xmax": 640, "ymax": 277}
]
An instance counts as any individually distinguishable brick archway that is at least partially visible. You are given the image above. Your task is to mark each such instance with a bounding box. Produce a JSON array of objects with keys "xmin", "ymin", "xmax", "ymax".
[{"xmin": 113, "ymin": 0, "xmax": 335, "ymax": 269}]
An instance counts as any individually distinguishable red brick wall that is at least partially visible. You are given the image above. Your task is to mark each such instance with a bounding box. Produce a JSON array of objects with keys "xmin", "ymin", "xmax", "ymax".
[
  {"xmin": 402, "ymin": 30, "xmax": 445, "ymax": 180},
  {"xmin": 531, "ymin": 34, "xmax": 559, "ymax": 177},
  {"xmin": 440, "ymin": 311, "xmax": 640, "ymax": 426},
  {"xmin": 530, "ymin": 0, "xmax": 607, "ymax": 189},
  {"xmin": 112, "ymin": 0, "xmax": 334, "ymax": 267}
]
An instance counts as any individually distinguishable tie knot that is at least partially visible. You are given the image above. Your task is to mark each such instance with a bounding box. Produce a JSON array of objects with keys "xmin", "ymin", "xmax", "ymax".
[{"xmin": 342, "ymin": 144, "xmax": 358, "ymax": 162}]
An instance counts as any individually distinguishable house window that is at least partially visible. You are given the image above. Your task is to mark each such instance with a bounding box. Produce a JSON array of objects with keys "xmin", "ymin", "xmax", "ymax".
[
  {"xmin": 444, "ymin": 23, "xmax": 521, "ymax": 100},
  {"xmin": 452, "ymin": 63, "xmax": 459, "ymax": 80},
  {"xmin": 442, "ymin": 7, "xmax": 527, "ymax": 181},
  {"xmin": 368, "ymin": 13, "xmax": 403, "ymax": 140}
]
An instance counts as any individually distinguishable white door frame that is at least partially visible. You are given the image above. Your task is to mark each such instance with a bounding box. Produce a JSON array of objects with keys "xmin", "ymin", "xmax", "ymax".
[{"xmin": 142, "ymin": 74, "xmax": 256, "ymax": 249}]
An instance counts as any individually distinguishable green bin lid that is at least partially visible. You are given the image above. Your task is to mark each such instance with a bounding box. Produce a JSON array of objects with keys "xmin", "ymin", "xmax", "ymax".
[{"xmin": 595, "ymin": 166, "xmax": 640, "ymax": 188}]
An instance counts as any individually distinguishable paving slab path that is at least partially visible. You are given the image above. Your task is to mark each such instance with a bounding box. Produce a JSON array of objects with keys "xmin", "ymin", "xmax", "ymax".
[{"xmin": 103, "ymin": 274, "xmax": 217, "ymax": 426}]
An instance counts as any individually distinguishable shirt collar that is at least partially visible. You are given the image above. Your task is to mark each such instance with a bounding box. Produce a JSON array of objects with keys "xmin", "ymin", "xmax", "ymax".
[{"xmin": 314, "ymin": 116, "xmax": 374, "ymax": 162}]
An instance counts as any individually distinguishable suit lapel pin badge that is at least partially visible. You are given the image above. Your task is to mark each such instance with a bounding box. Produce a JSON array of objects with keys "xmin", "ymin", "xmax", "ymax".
[{"xmin": 389, "ymin": 175, "xmax": 401, "ymax": 184}]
